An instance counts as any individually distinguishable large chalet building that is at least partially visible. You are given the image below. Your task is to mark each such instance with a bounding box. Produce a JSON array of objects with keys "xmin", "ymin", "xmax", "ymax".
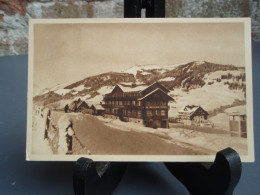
[{"xmin": 103, "ymin": 82, "xmax": 174, "ymax": 128}]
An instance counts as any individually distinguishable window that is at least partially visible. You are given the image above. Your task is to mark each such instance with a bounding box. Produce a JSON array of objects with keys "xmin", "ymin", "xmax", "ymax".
[
  {"xmin": 155, "ymin": 110, "xmax": 159, "ymax": 116},
  {"xmin": 127, "ymin": 110, "xmax": 131, "ymax": 116},
  {"xmin": 161, "ymin": 110, "xmax": 166, "ymax": 116},
  {"xmin": 119, "ymin": 101, "xmax": 123, "ymax": 105},
  {"xmin": 137, "ymin": 110, "xmax": 142, "ymax": 118},
  {"xmin": 137, "ymin": 101, "xmax": 141, "ymax": 106},
  {"xmin": 132, "ymin": 101, "xmax": 136, "ymax": 105},
  {"xmin": 146, "ymin": 110, "xmax": 152, "ymax": 116}
]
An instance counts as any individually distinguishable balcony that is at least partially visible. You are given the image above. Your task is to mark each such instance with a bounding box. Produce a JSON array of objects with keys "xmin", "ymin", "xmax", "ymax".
[{"xmin": 144, "ymin": 105, "xmax": 168, "ymax": 109}]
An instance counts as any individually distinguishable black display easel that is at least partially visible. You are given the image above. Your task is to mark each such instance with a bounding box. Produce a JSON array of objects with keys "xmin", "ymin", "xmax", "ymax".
[{"xmin": 73, "ymin": 1, "xmax": 242, "ymax": 194}]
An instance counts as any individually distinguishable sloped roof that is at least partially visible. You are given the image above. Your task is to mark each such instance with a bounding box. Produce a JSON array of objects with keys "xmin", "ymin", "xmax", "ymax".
[
  {"xmin": 95, "ymin": 104, "xmax": 104, "ymax": 110},
  {"xmin": 226, "ymin": 105, "xmax": 246, "ymax": 116},
  {"xmin": 140, "ymin": 82, "xmax": 170, "ymax": 93},
  {"xmin": 69, "ymin": 99, "xmax": 88, "ymax": 110},
  {"xmin": 77, "ymin": 101, "xmax": 89, "ymax": 108},
  {"xmin": 138, "ymin": 88, "xmax": 174, "ymax": 101},
  {"xmin": 68, "ymin": 101, "xmax": 77, "ymax": 110},
  {"xmin": 111, "ymin": 85, "xmax": 124, "ymax": 94},
  {"xmin": 117, "ymin": 84, "xmax": 147, "ymax": 92},
  {"xmin": 178, "ymin": 105, "xmax": 208, "ymax": 117},
  {"xmin": 179, "ymin": 105, "xmax": 199, "ymax": 114},
  {"xmin": 91, "ymin": 104, "xmax": 104, "ymax": 110}
]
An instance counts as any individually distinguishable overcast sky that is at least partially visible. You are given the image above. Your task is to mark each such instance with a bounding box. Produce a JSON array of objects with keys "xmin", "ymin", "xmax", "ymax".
[{"xmin": 33, "ymin": 21, "xmax": 245, "ymax": 93}]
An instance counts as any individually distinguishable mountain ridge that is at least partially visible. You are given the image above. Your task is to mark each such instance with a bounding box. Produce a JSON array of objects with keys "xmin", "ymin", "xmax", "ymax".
[{"xmin": 33, "ymin": 61, "xmax": 246, "ymax": 113}]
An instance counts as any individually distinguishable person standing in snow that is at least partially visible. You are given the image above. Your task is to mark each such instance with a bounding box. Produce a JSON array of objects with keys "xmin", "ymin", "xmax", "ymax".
[
  {"xmin": 64, "ymin": 104, "xmax": 69, "ymax": 113},
  {"xmin": 65, "ymin": 122, "xmax": 74, "ymax": 154},
  {"xmin": 57, "ymin": 116, "xmax": 74, "ymax": 154},
  {"xmin": 44, "ymin": 109, "xmax": 51, "ymax": 140}
]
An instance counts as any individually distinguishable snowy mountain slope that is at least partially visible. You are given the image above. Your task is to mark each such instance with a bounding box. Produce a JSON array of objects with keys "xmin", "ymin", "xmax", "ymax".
[
  {"xmin": 122, "ymin": 63, "xmax": 185, "ymax": 76},
  {"xmin": 33, "ymin": 61, "xmax": 246, "ymax": 116}
]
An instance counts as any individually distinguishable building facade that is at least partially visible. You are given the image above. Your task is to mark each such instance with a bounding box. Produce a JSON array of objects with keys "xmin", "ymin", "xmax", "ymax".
[
  {"xmin": 177, "ymin": 105, "xmax": 209, "ymax": 126},
  {"xmin": 90, "ymin": 104, "xmax": 105, "ymax": 116},
  {"xmin": 103, "ymin": 82, "xmax": 174, "ymax": 128},
  {"xmin": 229, "ymin": 113, "xmax": 247, "ymax": 138},
  {"xmin": 68, "ymin": 98, "xmax": 90, "ymax": 113}
]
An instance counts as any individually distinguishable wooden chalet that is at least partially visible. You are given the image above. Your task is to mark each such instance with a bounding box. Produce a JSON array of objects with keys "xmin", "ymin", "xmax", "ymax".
[
  {"xmin": 90, "ymin": 104, "xmax": 105, "ymax": 116},
  {"xmin": 103, "ymin": 82, "xmax": 174, "ymax": 128},
  {"xmin": 178, "ymin": 105, "xmax": 208, "ymax": 126},
  {"xmin": 68, "ymin": 98, "xmax": 89, "ymax": 113}
]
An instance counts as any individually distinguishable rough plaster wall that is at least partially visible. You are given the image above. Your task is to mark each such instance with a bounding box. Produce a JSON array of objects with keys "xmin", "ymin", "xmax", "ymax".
[{"xmin": 0, "ymin": 0, "xmax": 259, "ymax": 56}]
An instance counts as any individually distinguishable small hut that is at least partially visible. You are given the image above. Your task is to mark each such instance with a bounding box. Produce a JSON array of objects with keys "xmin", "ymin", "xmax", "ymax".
[
  {"xmin": 90, "ymin": 104, "xmax": 105, "ymax": 116},
  {"xmin": 67, "ymin": 98, "xmax": 89, "ymax": 113}
]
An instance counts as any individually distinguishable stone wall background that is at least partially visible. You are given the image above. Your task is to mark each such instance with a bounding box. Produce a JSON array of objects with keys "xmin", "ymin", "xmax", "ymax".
[{"xmin": 0, "ymin": 0, "xmax": 259, "ymax": 56}]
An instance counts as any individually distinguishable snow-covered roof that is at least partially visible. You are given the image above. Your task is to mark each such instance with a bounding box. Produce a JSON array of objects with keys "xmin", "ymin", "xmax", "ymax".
[
  {"xmin": 117, "ymin": 84, "xmax": 147, "ymax": 92},
  {"xmin": 140, "ymin": 82, "xmax": 169, "ymax": 93},
  {"xmin": 138, "ymin": 88, "xmax": 174, "ymax": 101},
  {"xmin": 178, "ymin": 105, "xmax": 200, "ymax": 115},
  {"xmin": 91, "ymin": 104, "xmax": 104, "ymax": 110},
  {"xmin": 77, "ymin": 101, "xmax": 88, "ymax": 108},
  {"xmin": 226, "ymin": 105, "xmax": 246, "ymax": 115},
  {"xmin": 159, "ymin": 77, "xmax": 175, "ymax": 82}
]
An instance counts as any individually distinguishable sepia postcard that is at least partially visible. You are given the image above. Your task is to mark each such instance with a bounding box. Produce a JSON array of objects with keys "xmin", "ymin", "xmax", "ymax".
[{"xmin": 27, "ymin": 18, "xmax": 254, "ymax": 162}]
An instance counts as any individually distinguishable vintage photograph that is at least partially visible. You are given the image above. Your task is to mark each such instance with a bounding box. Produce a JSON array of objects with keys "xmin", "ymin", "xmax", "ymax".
[{"xmin": 26, "ymin": 18, "xmax": 254, "ymax": 162}]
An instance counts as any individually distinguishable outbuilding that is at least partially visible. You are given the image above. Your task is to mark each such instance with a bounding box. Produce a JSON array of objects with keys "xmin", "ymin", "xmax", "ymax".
[{"xmin": 178, "ymin": 105, "xmax": 208, "ymax": 126}]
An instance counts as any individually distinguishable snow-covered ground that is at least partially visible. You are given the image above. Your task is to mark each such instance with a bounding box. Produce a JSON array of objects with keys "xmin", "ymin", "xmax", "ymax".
[
  {"xmin": 141, "ymin": 72, "xmax": 152, "ymax": 75},
  {"xmin": 54, "ymin": 88, "xmax": 71, "ymax": 95},
  {"xmin": 71, "ymin": 84, "xmax": 85, "ymax": 93},
  {"xmin": 122, "ymin": 63, "xmax": 186, "ymax": 76},
  {"xmin": 208, "ymin": 113, "xmax": 230, "ymax": 131},
  {"xmin": 31, "ymin": 107, "xmax": 53, "ymax": 154},
  {"xmin": 32, "ymin": 107, "xmax": 75, "ymax": 155},
  {"xmin": 159, "ymin": 77, "xmax": 175, "ymax": 82},
  {"xmin": 169, "ymin": 70, "xmax": 245, "ymax": 117},
  {"xmin": 225, "ymin": 105, "xmax": 246, "ymax": 115},
  {"xmin": 208, "ymin": 105, "xmax": 247, "ymax": 131},
  {"xmin": 204, "ymin": 70, "xmax": 244, "ymax": 81},
  {"xmin": 122, "ymin": 64, "xmax": 162, "ymax": 75},
  {"xmin": 87, "ymin": 94, "xmax": 104, "ymax": 105},
  {"xmin": 36, "ymin": 83, "xmax": 70, "ymax": 96},
  {"xmin": 96, "ymin": 116, "xmax": 247, "ymax": 155},
  {"xmin": 97, "ymin": 86, "xmax": 114, "ymax": 94},
  {"xmin": 54, "ymin": 84, "xmax": 89, "ymax": 96}
]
